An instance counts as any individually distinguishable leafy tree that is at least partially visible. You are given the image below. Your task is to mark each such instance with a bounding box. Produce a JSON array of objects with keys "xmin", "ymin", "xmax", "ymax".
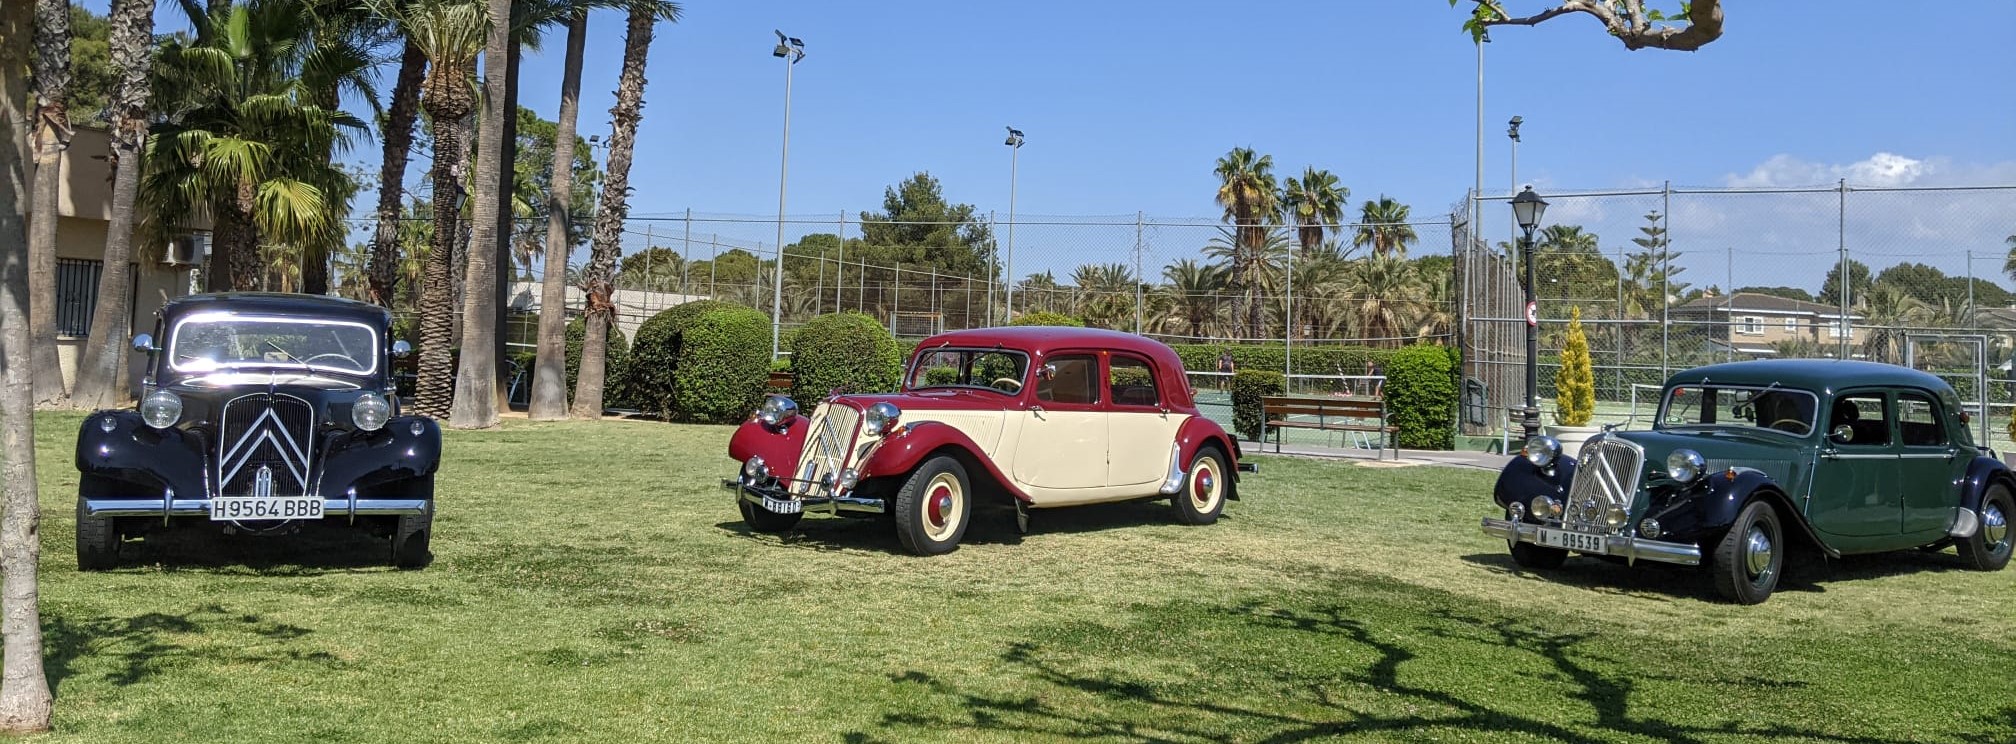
[
  {"xmin": 1214, "ymin": 147, "xmax": 1280, "ymax": 338},
  {"xmin": 855, "ymin": 172, "xmax": 995, "ymax": 279},
  {"xmin": 617, "ymin": 246, "xmax": 687, "ymax": 292},
  {"xmin": 1160, "ymin": 258, "xmax": 1227, "ymax": 339},
  {"xmin": 1202, "ymin": 225, "xmax": 1287, "ymax": 339},
  {"xmin": 70, "ymin": 0, "xmax": 156, "ymax": 410},
  {"xmin": 1453, "ymin": 0, "xmax": 1725, "ymax": 52},
  {"xmin": 511, "ymin": 104, "xmax": 600, "ymax": 263},
  {"xmin": 1732, "ymin": 286, "xmax": 1815, "ymax": 302},
  {"xmin": 1874, "ymin": 261, "xmax": 2013, "ymax": 314},
  {"xmin": 1281, "ymin": 166, "xmax": 1349, "ymax": 257},
  {"xmin": 1534, "ymin": 224, "xmax": 1617, "ymax": 316},
  {"xmin": 1353, "ymin": 196, "xmax": 1417, "ymax": 259},
  {"xmin": 1817, "ymin": 259, "xmax": 1871, "ymax": 309},
  {"xmin": 1070, "ymin": 262, "xmax": 1137, "ymax": 330}
]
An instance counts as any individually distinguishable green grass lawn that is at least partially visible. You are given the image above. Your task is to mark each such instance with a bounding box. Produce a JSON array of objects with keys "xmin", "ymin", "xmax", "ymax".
[{"xmin": 25, "ymin": 410, "xmax": 2016, "ymax": 742}]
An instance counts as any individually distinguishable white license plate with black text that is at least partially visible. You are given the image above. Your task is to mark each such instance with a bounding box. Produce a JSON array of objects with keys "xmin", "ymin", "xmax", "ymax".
[
  {"xmin": 210, "ymin": 497, "xmax": 324, "ymax": 521},
  {"xmin": 1538, "ymin": 528, "xmax": 1608, "ymax": 555},
  {"xmin": 761, "ymin": 496, "xmax": 803, "ymax": 515}
]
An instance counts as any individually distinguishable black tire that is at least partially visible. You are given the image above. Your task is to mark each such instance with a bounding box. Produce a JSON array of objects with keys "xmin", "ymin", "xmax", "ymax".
[
  {"xmin": 1509, "ymin": 541, "xmax": 1568, "ymax": 570},
  {"xmin": 1712, "ymin": 500, "xmax": 1783, "ymax": 605},
  {"xmin": 894, "ymin": 456, "xmax": 971, "ymax": 556},
  {"xmin": 1173, "ymin": 447, "xmax": 1228, "ymax": 526},
  {"xmin": 392, "ymin": 510, "xmax": 433, "ymax": 569},
  {"xmin": 75, "ymin": 497, "xmax": 120, "ymax": 571},
  {"xmin": 738, "ymin": 498, "xmax": 805, "ymax": 534},
  {"xmin": 1957, "ymin": 484, "xmax": 2013, "ymax": 572}
]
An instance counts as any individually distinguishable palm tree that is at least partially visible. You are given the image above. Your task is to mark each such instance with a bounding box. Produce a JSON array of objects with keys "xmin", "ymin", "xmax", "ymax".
[
  {"xmin": 1858, "ymin": 282, "xmax": 1928, "ymax": 364},
  {"xmin": 1280, "ymin": 167, "xmax": 1349, "ymax": 258},
  {"xmin": 1070, "ymin": 263, "xmax": 1136, "ymax": 330},
  {"xmin": 1213, "ymin": 147, "xmax": 1279, "ymax": 337},
  {"xmin": 0, "ymin": 0, "xmax": 55, "ymax": 729},
  {"xmin": 1535, "ymin": 224, "xmax": 1615, "ymax": 315},
  {"xmin": 443, "ymin": 0, "xmax": 518, "ymax": 429},
  {"xmin": 572, "ymin": 0, "xmax": 682, "ymax": 419},
  {"xmin": 1352, "ymin": 196, "xmax": 1418, "ymax": 259},
  {"xmin": 1160, "ymin": 259, "xmax": 1227, "ymax": 339},
  {"xmin": 70, "ymin": 0, "xmax": 158, "ymax": 410},
  {"xmin": 27, "ymin": 0, "xmax": 75, "ymax": 406},
  {"xmin": 1346, "ymin": 255, "xmax": 1422, "ymax": 348},
  {"xmin": 1201, "ymin": 226, "xmax": 1289, "ymax": 340},
  {"xmin": 528, "ymin": 7, "xmax": 588, "ymax": 420},
  {"xmin": 1283, "ymin": 240, "xmax": 1351, "ymax": 340},
  {"xmin": 366, "ymin": 35, "xmax": 428, "ymax": 308},
  {"xmin": 2003, "ymin": 233, "xmax": 2016, "ymax": 284}
]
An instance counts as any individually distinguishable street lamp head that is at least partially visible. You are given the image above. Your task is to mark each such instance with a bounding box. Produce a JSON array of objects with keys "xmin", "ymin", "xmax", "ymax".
[
  {"xmin": 772, "ymin": 30, "xmax": 804, "ymax": 61},
  {"xmin": 1507, "ymin": 115, "xmax": 1523, "ymax": 142},
  {"xmin": 1004, "ymin": 126, "xmax": 1024, "ymax": 148},
  {"xmin": 451, "ymin": 182, "xmax": 470, "ymax": 211},
  {"xmin": 1511, "ymin": 185, "xmax": 1546, "ymax": 232}
]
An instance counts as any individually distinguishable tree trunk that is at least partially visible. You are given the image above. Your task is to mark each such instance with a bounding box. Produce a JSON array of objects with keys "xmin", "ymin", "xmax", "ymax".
[
  {"xmin": 449, "ymin": 0, "xmax": 512, "ymax": 429},
  {"xmin": 530, "ymin": 12, "xmax": 586, "ymax": 421},
  {"xmin": 414, "ymin": 116, "xmax": 467, "ymax": 420},
  {"xmin": 70, "ymin": 0, "xmax": 155, "ymax": 411},
  {"xmin": 490, "ymin": 40, "xmax": 520, "ymax": 414},
  {"xmin": 27, "ymin": 0, "xmax": 72, "ymax": 407},
  {"xmin": 205, "ymin": 194, "xmax": 259, "ymax": 292},
  {"xmin": 368, "ymin": 41, "xmax": 426, "ymax": 309},
  {"xmin": 572, "ymin": 6, "xmax": 655, "ymax": 419},
  {"xmin": 0, "ymin": 0, "xmax": 55, "ymax": 729}
]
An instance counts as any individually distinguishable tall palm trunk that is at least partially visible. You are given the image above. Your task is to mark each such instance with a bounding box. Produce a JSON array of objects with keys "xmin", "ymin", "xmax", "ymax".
[
  {"xmin": 0, "ymin": 0, "xmax": 55, "ymax": 729},
  {"xmin": 27, "ymin": 0, "xmax": 72, "ymax": 406},
  {"xmin": 489, "ymin": 40, "xmax": 520, "ymax": 413},
  {"xmin": 368, "ymin": 40, "xmax": 426, "ymax": 308},
  {"xmin": 208, "ymin": 180, "xmax": 263, "ymax": 291},
  {"xmin": 71, "ymin": 0, "xmax": 156, "ymax": 410},
  {"xmin": 573, "ymin": 6, "xmax": 656, "ymax": 419},
  {"xmin": 448, "ymin": 0, "xmax": 512, "ymax": 429},
  {"xmin": 529, "ymin": 11, "xmax": 586, "ymax": 420},
  {"xmin": 415, "ymin": 113, "xmax": 470, "ymax": 419}
]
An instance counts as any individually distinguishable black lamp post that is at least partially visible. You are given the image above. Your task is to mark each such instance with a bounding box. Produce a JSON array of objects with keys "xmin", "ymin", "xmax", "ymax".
[{"xmin": 1511, "ymin": 185, "xmax": 1547, "ymax": 441}]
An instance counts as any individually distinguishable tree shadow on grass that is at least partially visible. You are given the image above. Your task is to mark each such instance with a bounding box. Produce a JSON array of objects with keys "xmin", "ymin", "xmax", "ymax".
[
  {"xmin": 105, "ymin": 522, "xmax": 396, "ymax": 576},
  {"xmin": 42, "ymin": 603, "xmax": 336, "ymax": 695},
  {"xmin": 716, "ymin": 499, "xmax": 1194, "ymax": 554},
  {"xmin": 1461, "ymin": 543, "xmax": 1976, "ymax": 601},
  {"xmin": 866, "ymin": 598, "xmax": 1955, "ymax": 743}
]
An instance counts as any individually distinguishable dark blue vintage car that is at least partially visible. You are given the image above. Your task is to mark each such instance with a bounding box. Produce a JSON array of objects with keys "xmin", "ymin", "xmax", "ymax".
[{"xmin": 74, "ymin": 293, "xmax": 440, "ymax": 569}]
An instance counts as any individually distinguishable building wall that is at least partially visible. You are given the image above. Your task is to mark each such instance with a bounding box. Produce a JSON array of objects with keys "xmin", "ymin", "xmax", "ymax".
[{"xmin": 1673, "ymin": 308, "xmax": 1865, "ymax": 349}]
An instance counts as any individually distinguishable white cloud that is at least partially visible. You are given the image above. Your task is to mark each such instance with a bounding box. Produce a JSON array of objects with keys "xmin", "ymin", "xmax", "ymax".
[{"xmin": 1724, "ymin": 152, "xmax": 1930, "ymax": 188}]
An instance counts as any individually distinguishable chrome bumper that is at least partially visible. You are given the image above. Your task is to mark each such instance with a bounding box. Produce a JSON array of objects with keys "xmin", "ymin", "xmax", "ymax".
[
  {"xmin": 85, "ymin": 492, "xmax": 430, "ymax": 521},
  {"xmin": 722, "ymin": 478, "xmax": 885, "ymax": 516},
  {"xmin": 1480, "ymin": 517, "xmax": 1703, "ymax": 566}
]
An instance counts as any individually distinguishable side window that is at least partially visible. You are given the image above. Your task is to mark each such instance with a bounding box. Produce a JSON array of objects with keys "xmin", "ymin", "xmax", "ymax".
[
  {"xmin": 1036, "ymin": 355, "xmax": 1100, "ymax": 405},
  {"xmin": 1898, "ymin": 393, "xmax": 1946, "ymax": 447},
  {"xmin": 1828, "ymin": 394, "xmax": 1890, "ymax": 447},
  {"xmin": 1108, "ymin": 355, "xmax": 1160, "ymax": 408}
]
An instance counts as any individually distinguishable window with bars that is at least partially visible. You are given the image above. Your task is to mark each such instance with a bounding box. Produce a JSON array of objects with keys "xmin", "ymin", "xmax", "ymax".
[{"xmin": 55, "ymin": 258, "xmax": 102, "ymax": 337}]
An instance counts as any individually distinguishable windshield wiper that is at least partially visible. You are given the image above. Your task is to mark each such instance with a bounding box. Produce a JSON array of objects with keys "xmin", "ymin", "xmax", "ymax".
[{"xmin": 265, "ymin": 341, "xmax": 322, "ymax": 385}]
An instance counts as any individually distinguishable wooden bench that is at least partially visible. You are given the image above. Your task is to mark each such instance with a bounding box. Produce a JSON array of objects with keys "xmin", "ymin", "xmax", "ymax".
[
  {"xmin": 767, "ymin": 370, "xmax": 794, "ymax": 393},
  {"xmin": 1261, "ymin": 395, "xmax": 1398, "ymax": 460}
]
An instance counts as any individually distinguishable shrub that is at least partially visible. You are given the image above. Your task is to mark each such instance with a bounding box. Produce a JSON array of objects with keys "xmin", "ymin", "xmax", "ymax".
[
  {"xmin": 625, "ymin": 299, "xmax": 735, "ymax": 419},
  {"xmin": 788, "ymin": 312, "xmax": 904, "ymax": 409},
  {"xmin": 672, "ymin": 305, "xmax": 772, "ymax": 423},
  {"xmin": 1006, "ymin": 311, "xmax": 1085, "ymax": 327},
  {"xmin": 1231, "ymin": 369, "xmax": 1286, "ymax": 442},
  {"xmin": 1554, "ymin": 307, "xmax": 1595, "ymax": 427},
  {"xmin": 1385, "ymin": 343, "xmax": 1459, "ymax": 450}
]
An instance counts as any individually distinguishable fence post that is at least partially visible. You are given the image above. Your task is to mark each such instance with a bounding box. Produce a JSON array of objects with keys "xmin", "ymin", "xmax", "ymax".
[
  {"xmin": 1134, "ymin": 211, "xmax": 1145, "ymax": 334},
  {"xmin": 1660, "ymin": 181, "xmax": 1671, "ymax": 380},
  {"xmin": 681, "ymin": 208, "xmax": 691, "ymax": 294},
  {"xmin": 837, "ymin": 211, "xmax": 847, "ymax": 313},
  {"xmin": 1837, "ymin": 178, "xmax": 1849, "ymax": 360},
  {"xmin": 987, "ymin": 210, "xmax": 997, "ymax": 327}
]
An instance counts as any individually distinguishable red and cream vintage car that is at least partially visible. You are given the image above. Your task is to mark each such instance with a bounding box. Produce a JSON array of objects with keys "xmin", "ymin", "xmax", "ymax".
[{"xmin": 724, "ymin": 327, "xmax": 1254, "ymax": 555}]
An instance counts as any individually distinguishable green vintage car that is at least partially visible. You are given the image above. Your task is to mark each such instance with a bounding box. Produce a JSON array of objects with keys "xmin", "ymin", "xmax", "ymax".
[{"xmin": 1482, "ymin": 359, "xmax": 2014, "ymax": 604}]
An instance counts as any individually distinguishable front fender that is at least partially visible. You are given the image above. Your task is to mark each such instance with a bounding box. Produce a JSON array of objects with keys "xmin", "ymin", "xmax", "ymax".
[
  {"xmin": 313, "ymin": 416, "xmax": 441, "ymax": 498},
  {"xmin": 862, "ymin": 421, "xmax": 1031, "ymax": 503},
  {"xmin": 727, "ymin": 415, "xmax": 809, "ymax": 476},
  {"xmin": 75, "ymin": 410, "xmax": 209, "ymax": 497},
  {"xmin": 1174, "ymin": 415, "xmax": 1242, "ymax": 499},
  {"xmin": 1491, "ymin": 455, "xmax": 1576, "ymax": 510},
  {"xmin": 1652, "ymin": 469, "xmax": 1836, "ymax": 557}
]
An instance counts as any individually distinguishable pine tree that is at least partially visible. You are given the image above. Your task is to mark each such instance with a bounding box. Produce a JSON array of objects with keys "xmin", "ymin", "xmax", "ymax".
[{"xmin": 1555, "ymin": 306, "xmax": 1596, "ymax": 426}]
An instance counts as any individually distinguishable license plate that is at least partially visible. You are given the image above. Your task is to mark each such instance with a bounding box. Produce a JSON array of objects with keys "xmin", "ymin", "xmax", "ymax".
[
  {"xmin": 761, "ymin": 496, "xmax": 802, "ymax": 515},
  {"xmin": 1538, "ymin": 527, "xmax": 1608, "ymax": 555},
  {"xmin": 210, "ymin": 497, "xmax": 324, "ymax": 522}
]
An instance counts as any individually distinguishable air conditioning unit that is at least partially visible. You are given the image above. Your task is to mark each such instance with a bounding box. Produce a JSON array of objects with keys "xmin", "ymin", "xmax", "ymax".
[{"xmin": 164, "ymin": 234, "xmax": 207, "ymax": 266}]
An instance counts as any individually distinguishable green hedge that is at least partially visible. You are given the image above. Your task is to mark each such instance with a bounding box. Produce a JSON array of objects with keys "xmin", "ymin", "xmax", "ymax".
[
  {"xmin": 1006, "ymin": 312, "xmax": 1085, "ymax": 327},
  {"xmin": 1385, "ymin": 343, "xmax": 1458, "ymax": 450},
  {"xmin": 624, "ymin": 299, "xmax": 736, "ymax": 420},
  {"xmin": 672, "ymin": 305, "xmax": 772, "ymax": 423},
  {"xmin": 788, "ymin": 312, "xmax": 903, "ymax": 409},
  {"xmin": 1168, "ymin": 343, "xmax": 1392, "ymax": 379},
  {"xmin": 1231, "ymin": 369, "xmax": 1286, "ymax": 442}
]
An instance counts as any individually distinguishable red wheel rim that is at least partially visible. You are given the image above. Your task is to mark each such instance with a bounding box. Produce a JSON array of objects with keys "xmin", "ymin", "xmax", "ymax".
[{"xmin": 927, "ymin": 484, "xmax": 953, "ymax": 527}]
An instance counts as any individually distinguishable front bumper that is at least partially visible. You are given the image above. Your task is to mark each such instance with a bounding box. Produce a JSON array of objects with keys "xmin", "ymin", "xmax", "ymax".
[
  {"xmin": 722, "ymin": 477, "xmax": 885, "ymax": 516},
  {"xmin": 1480, "ymin": 517, "xmax": 1703, "ymax": 566},
  {"xmin": 85, "ymin": 489, "xmax": 430, "ymax": 522}
]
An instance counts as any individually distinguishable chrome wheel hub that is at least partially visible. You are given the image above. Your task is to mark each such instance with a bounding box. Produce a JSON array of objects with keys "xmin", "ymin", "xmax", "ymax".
[
  {"xmin": 1744, "ymin": 526, "xmax": 1775, "ymax": 581},
  {"xmin": 1984, "ymin": 503, "xmax": 2008, "ymax": 548}
]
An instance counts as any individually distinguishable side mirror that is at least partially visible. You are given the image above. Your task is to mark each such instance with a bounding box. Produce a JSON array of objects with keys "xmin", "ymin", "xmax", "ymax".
[
  {"xmin": 131, "ymin": 333, "xmax": 155, "ymax": 353},
  {"xmin": 1037, "ymin": 363, "xmax": 1057, "ymax": 381},
  {"xmin": 1830, "ymin": 424, "xmax": 1854, "ymax": 443},
  {"xmin": 391, "ymin": 340, "xmax": 412, "ymax": 359}
]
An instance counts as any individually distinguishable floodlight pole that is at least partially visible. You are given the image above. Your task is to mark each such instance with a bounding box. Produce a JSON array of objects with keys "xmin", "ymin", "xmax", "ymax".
[
  {"xmin": 771, "ymin": 33, "xmax": 804, "ymax": 359},
  {"xmin": 1003, "ymin": 127, "xmax": 1023, "ymax": 323}
]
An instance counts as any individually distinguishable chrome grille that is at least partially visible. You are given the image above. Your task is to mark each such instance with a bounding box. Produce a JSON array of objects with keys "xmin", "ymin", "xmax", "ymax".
[
  {"xmin": 217, "ymin": 394, "xmax": 316, "ymax": 497},
  {"xmin": 1564, "ymin": 437, "xmax": 1642, "ymax": 532},
  {"xmin": 791, "ymin": 404, "xmax": 863, "ymax": 497}
]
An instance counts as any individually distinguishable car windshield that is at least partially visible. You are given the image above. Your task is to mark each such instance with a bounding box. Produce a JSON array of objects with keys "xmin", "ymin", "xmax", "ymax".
[
  {"xmin": 168, "ymin": 313, "xmax": 379, "ymax": 376},
  {"xmin": 1656, "ymin": 385, "xmax": 1818, "ymax": 436},
  {"xmin": 906, "ymin": 348, "xmax": 1029, "ymax": 394}
]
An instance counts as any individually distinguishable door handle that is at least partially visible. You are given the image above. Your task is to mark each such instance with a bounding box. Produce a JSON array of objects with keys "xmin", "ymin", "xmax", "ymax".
[
  {"xmin": 1821, "ymin": 449, "xmax": 1839, "ymax": 460},
  {"xmin": 1030, "ymin": 405, "xmax": 1045, "ymax": 420}
]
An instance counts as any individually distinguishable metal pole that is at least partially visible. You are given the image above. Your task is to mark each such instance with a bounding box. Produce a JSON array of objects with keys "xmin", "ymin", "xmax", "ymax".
[
  {"xmin": 1726, "ymin": 245, "xmax": 1734, "ymax": 363},
  {"xmin": 1134, "ymin": 211, "xmax": 1145, "ymax": 334},
  {"xmin": 1522, "ymin": 225, "xmax": 1539, "ymax": 440},
  {"xmin": 1005, "ymin": 143, "xmax": 1020, "ymax": 321},
  {"xmin": 1616, "ymin": 246, "xmax": 1624, "ymax": 401},
  {"xmin": 986, "ymin": 211, "xmax": 996, "ymax": 325},
  {"xmin": 836, "ymin": 211, "xmax": 846, "ymax": 312},
  {"xmin": 1967, "ymin": 250, "xmax": 1976, "ymax": 329},
  {"xmin": 1660, "ymin": 182, "xmax": 1671, "ymax": 379},
  {"xmin": 770, "ymin": 52, "xmax": 796, "ymax": 359},
  {"xmin": 681, "ymin": 208, "xmax": 691, "ymax": 293},
  {"xmin": 1284, "ymin": 235, "xmax": 1295, "ymax": 385},
  {"xmin": 1838, "ymin": 178, "xmax": 1849, "ymax": 360}
]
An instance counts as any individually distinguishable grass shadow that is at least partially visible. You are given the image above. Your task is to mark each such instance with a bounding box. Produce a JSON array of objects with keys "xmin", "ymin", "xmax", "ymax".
[
  {"xmin": 1458, "ymin": 552, "xmax": 1694, "ymax": 601},
  {"xmin": 43, "ymin": 603, "xmax": 335, "ymax": 695},
  {"xmin": 105, "ymin": 522, "xmax": 395, "ymax": 576},
  {"xmin": 715, "ymin": 498, "xmax": 1191, "ymax": 554}
]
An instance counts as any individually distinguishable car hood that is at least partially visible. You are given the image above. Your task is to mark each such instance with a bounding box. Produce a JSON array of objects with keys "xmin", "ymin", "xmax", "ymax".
[
  {"xmin": 1610, "ymin": 428, "xmax": 1809, "ymax": 486},
  {"xmin": 158, "ymin": 376, "xmax": 382, "ymax": 435}
]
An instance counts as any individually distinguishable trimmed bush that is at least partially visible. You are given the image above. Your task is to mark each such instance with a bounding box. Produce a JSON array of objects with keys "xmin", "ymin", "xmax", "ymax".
[
  {"xmin": 1006, "ymin": 311, "xmax": 1085, "ymax": 327},
  {"xmin": 1554, "ymin": 307, "xmax": 1595, "ymax": 426},
  {"xmin": 788, "ymin": 312, "xmax": 904, "ymax": 409},
  {"xmin": 1385, "ymin": 343, "xmax": 1459, "ymax": 450},
  {"xmin": 673, "ymin": 305, "xmax": 773, "ymax": 423},
  {"xmin": 1231, "ymin": 369, "xmax": 1286, "ymax": 442},
  {"xmin": 624, "ymin": 299, "xmax": 735, "ymax": 419}
]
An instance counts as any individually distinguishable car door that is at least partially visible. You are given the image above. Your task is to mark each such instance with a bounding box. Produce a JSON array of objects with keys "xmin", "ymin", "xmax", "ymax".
[
  {"xmin": 1896, "ymin": 389, "xmax": 1967, "ymax": 537},
  {"xmin": 1010, "ymin": 353, "xmax": 1108, "ymax": 493},
  {"xmin": 1105, "ymin": 352, "xmax": 1185, "ymax": 489},
  {"xmin": 1807, "ymin": 390, "xmax": 1901, "ymax": 538}
]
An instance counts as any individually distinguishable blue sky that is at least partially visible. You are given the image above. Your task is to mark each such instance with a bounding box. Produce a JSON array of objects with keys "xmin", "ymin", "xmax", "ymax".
[{"xmin": 105, "ymin": 1, "xmax": 2016, "ymax": 288}]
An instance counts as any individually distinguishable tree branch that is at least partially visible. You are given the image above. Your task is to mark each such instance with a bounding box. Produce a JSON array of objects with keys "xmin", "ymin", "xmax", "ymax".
[{"xmin": 1476, "ymin": 0, "xmax": 1723, "ymax": 51}]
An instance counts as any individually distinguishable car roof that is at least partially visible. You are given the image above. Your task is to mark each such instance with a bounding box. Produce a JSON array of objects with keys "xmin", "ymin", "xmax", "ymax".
[
  {"xmin": 915, "ymin": 326, "xmax": 1176, "ymax": 358},
  {"xmin": 160, "ymin": 292, "xmax": 393, "ymax": 326},
  {"xmin": 1664, "ymin": 359, "xmax": 1955, "ymax": 395}
]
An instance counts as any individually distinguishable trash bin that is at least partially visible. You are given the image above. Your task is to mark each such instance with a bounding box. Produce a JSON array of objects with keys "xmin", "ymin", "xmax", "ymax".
[{"xmin": 1463, "ymin": 377, "xmax": 1487, "ymax": 428}]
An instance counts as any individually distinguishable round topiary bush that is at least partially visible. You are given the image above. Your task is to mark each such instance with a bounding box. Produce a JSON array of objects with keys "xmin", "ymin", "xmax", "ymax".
[
  {"xmin": 1006, "ymin": 311, "xmax": 1085, "ymax": 327},
  {"xmin": 1385, "ymin": 343, "xmax": 1459, "ymax": 450},
  {"xmin": 1231, "ymin": 369, "xmax": 1286, "ymax": 442},
  {"xmin": 788, "ymin": 312, "xmax": 903, "ymax": 409},
  {"xmin": 672, "ymin": 305, "xmax": 773, "ymax": 423},
  {"xmin": 625, "ymin": 299, "xmax": 735, "ymax": 419}
]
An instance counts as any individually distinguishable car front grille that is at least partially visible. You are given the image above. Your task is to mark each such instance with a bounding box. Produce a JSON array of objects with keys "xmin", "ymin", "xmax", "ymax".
[
  {"xmin": 217, "ymin": 394, "xmax": 316, "ymax": 497},
  {"xmin": 1564, "ymin": 436, "xmax": 1642, "ymax": 533},
  {"xmin": 790, "ymin": 403, "xmax": 863, "ymax": 497}
]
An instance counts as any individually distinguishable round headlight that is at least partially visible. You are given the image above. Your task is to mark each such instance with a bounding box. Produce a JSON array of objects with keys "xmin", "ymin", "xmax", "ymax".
[
  {"xmin": 1666, "ymin": 449, "xmax": 1706, "ymax": 484},
  {"xmin": 756, "ymin": 395, "xmax": 799, "ymax": 428},
  {"xmin": 140, "ymin": 390, "xmax": 182, "ymax": 429},
  {"xmin": 743, "ymin": 455, "xmax": 769, "ymax": 480},
  {"xmin": 1507, "ymin": 501, "xmax": 1528, "ymax": 522},
  {"xmin": 1605, "ymin": 505, "xmax": 1629, "ymax": 528},
  {"xmin": 1640, "ymin": 518, "xmax": 1663, "ymax": 540},
  {"xmin": 353, "ymin": 391, "xmax": 390, "ymax": 432},
  {"xmin": 864, "ymin": 402, "xmax": 902, "ymax": 435},
  {"xmin": 1530, "ymin": 495, "xmax": 1562, "ymax": 520},
  {"xmin": 1522, "ymin": 436, "xmax": 1562, "ymax": 468}
]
